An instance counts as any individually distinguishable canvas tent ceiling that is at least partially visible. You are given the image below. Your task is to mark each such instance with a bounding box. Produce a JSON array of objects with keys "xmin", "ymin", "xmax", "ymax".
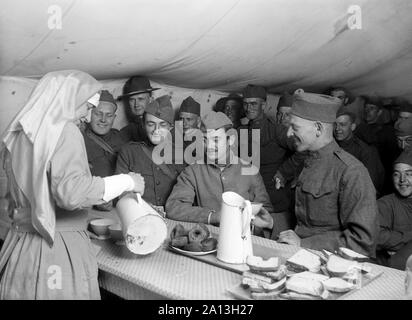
[{"xmin": 1, "ymin": 0, "xmax": 412, "ymax": 101}]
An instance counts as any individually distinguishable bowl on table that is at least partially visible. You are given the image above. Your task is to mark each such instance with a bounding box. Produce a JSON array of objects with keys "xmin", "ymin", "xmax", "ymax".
[
  {"xmin": 108, "ymin": 223, "xmax": 124, "ymax": 241},
  {"xmin": 89, "ymin": 218, "xmax": 116, "ymax": 237},
  {"xmin": 251, "ymin": 202, "xmax": 263, "ymax": 215}
]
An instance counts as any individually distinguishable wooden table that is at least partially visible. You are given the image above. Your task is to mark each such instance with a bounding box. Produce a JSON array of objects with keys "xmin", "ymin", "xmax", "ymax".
[{"xmin": 88, "ymin": 208, "xmax": 407, "ymax": 300}]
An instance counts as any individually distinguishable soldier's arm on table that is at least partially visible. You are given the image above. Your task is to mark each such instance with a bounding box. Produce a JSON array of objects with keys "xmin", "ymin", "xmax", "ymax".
[
  {"xmin": 300, "ymin": 166, "xmax": 378, "ymax": 257},
  {"xmin": 50, "ymin": 123, "xmax": 105, "ymax": 210},
  {"xmin": 376, "ymin": 197, "xmax": 412, "ymax": 252},
  {"xmin": 165, "ymin": 167, "xmax": 211, "ymax": 223}
]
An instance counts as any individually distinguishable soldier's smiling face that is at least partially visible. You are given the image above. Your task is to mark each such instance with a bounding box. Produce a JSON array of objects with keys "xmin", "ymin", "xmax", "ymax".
[
  {"xmin": 90, "ymin": 102, "xmax": 116, "ymax": 136},
  {"xmin": 287, "ymin": 115, "xmax": 319, "ymax": 152},
  {"xmin": 144, "ymin": 113, "xmax": 171, "ymax": 145},
  {"xmin": 393, "ymin": 163, "xmax": 412, "ymax": 198},
  {"xmin": 334, "ymin": 115, "xmax": 355, "ymax": 142}
]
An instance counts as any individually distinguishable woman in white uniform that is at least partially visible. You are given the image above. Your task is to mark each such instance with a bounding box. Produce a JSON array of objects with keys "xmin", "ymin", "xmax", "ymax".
[{"xmin": 0, "ymin": 70, "xmax": 144, "ymax": 299}]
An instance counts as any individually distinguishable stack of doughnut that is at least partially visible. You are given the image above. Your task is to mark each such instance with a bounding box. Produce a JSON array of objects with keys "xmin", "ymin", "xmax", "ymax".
[{"xmin": 170, "ymin": 223, "xmax": 218, "ymax": 252}]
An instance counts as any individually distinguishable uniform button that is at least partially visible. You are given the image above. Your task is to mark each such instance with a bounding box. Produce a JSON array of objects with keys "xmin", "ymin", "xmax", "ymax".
[
  {"xmin": 222, "ymin": 176, "xmax": 225, "ymax": 180},
  {"xmin": 157, "ymin": 197, "xmax": 161, "ymax": 201},
  {"xmin": 156, "ymin": 167, "xmax": 160, "ymax": 171},
  {"xmin": 156, "ymin": 180, "xmax": 160, "ymax": 185}
]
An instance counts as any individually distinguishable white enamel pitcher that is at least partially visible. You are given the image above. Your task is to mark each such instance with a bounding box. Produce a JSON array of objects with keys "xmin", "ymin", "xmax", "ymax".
[
  {"xmin": 116, "ymin": 193, "xmax": 167, "ymax": 255},
  {"xmin": 217, "ymin": 191, "xmax": 253, "ymax": 264}
]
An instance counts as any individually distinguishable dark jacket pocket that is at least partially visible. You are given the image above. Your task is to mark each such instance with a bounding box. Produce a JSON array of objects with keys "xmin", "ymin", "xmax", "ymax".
[{"xmin": 300, "ymin": 180, "xmax": 339, "ymax": 226}]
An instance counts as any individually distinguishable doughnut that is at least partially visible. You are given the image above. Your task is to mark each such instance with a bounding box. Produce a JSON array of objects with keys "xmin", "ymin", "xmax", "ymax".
[
  {"xmin": 188, "ymin": 223, "xmax": 210, "ymax": 243},
  {"xmin": 201, "ymin": 237, "xmax": 217, "ymax": 251},
  {"xmin": 170, "ymin": 224, "xmax": 187, "ymax": 240},
  {"xmin": 171, "ymin": 236, "xmax": 188, "ymax": 248},
  {"xmin": 183, "ymin": 242, "xmax": 203, "ymax": 252}
]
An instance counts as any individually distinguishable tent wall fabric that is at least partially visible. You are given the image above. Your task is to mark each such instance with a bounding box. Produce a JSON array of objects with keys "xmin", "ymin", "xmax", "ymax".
[{"xmin": 1, "ymin": 0, "xmax": 412, "ymax": 101}]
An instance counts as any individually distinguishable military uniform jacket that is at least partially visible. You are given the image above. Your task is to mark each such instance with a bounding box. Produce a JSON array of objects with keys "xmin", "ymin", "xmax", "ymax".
[
  {"xmin": 82, "ymin": 125, "xmax": 124, "ymax": 177},
  {"xmin": 165, "ymin": 160, "xmax": 273, "ymax": 224},
  {"xmin": 294, "ymin": 141, "xmax": 378, "ymax": 257},
  {"xmin": 338, "ymin": 136, "xmax": 385, "ymax": 195},
  {"xmin": 116, "ymin": 141, "xmax": 185, "ymax": 206},
  {"xmin": 119, "ymin": 117, "xmax": 146, "ymax": 143}
]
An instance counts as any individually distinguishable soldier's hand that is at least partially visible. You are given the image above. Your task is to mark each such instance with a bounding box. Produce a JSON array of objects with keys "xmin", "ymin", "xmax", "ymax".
[
  {"xmin": 128, "ymin": 172, "xmax": 145, "ymax": 195},
  {"xmin": 272, "ymin": 171, "xmax": 285, "ymax": 189},
  {"xmin": 278, "ymin": 230, "xmax": 301, "ymax": 246},
  {"xmin": 252, "ymin": 207, "xmax": 274, "ymax": 229}
]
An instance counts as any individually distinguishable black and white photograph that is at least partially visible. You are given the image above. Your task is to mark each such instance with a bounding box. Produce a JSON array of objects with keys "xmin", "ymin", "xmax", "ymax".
[{"xmin": 0, "ymin": 0, "xmax": 412, "ymax": 305}]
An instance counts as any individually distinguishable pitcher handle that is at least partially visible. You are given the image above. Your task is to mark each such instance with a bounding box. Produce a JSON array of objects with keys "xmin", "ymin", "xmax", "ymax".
[{"xmin": 241, "ymin": 200, "xmax": 252, "ymax": 238}]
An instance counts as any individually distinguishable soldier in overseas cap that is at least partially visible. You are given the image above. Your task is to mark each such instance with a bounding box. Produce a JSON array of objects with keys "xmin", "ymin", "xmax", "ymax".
[
  {"xmin": 278, "ymin": 89, "xmax": 378, "ymax": 257},
  {"xmin": 81, "ymin": 90, "xmax": 125, "ymax": 211},
  {"xmin": 166, "ymin": 111, "xmax": 274, "ymax": 233},
  {"xmin": 376, "ymin": 150, "xmax": 412, "ymax": 270},
  {"xmin": 239, "ymin": 84, "xmax": 304, "ymax": 238},
  {"xmin": 116, "ymin": 95, "xmax": 184, "ymax": 210}
]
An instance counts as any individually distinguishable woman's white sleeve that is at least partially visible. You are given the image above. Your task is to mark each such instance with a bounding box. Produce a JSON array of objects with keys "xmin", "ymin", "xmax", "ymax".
[{"xmin": 102, "ymin": 174, "xmax": 135, "ymax": 202}]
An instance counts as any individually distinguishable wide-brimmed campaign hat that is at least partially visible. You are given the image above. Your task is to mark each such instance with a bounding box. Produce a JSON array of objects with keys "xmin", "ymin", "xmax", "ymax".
[{"xmin": 117, "ymin": 76, "xmax": 160, "ymax": 99}]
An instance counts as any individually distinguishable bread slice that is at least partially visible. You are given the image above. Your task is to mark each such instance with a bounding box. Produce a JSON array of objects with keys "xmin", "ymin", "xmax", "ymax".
[
  {"xmin": 261, "ymin": 277, "xmax": 287, "ymax": 292},
  {"xmin": 254, "ymin": 265, "xmax": 288, "ymax": 281},
  {"xmin": 338, "ymin": 247, "xmax": 369, "ymax": 262},
  {"xmin": 323, "ymin": 277, "xmax": 355, "ymax": 293},
  {"xmin": 286, "ymin": 275, "xmax": 324, "ymax": 297},
  {"xmin": 286, "ymin": 249, "xmax": 321, "ymax": 273},
  {"xmin": 241, "ymin": 277, "xmax": 265, "ymax": 293},
  {"xmin": 242, "ymin": 271, "xmax": 274, "ymax": 284},
  {"xmin": 247, "ymin": 256, "xmax": 279, "ymax": 272},
  {"xmin": 291, "ymin": 271, "xmax": 330, "ymax": 283},
  {"xmin": 326, "ymin": 254, "xmax": 358, "ymax": 277}
]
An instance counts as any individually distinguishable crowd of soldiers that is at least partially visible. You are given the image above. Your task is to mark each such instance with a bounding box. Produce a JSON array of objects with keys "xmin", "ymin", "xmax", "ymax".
[{"xmin": 81, "ymin": 75, "xmax": 412, "ymax": 271}]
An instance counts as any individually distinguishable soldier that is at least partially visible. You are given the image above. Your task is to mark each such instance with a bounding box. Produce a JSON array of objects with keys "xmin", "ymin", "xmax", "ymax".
[
  {"xmin": 355, "ymin": 97, "xmax": 400, "ymax": 195},
  {"xmin": 116, "ymin": 95, "xmax": 184, "ymax": 209},
  {"xmin": 238, "ymin": 84, "xmax": 301, "ymax": 235},
  {"xmin": 278, "ymin": 89, "xmax": 378, "ymax": 257},
  {"xmin": 276, "ymin": 92, "xmax": 293, "ymax": 128},
  {"xmin": 178, "ymin": 96, "xmax": 201, "ymax": 165},
  {"xmin": 82, "ymin": 90, "xmax": 125, "ymax": 211},
  {"xmin": 117, "ymin": 76, "xmax": 160, "ymax": 143},
  {"xmin": 215, "ymin": 93, "xmax": 244, "ymax": 129},
  {"xmin": 334, "ymin": 107, "xmax": 385, "ymax": 195},
  {"xmin": 166, "ymin": 111, "xmax": 273, "ymax": 232},
  {"xmin": 395, "ymin": 117, "xmax": 412, "ymax": 151},
  {"xmin": 376, "ymin": 150, "xmax": 412, "ymax": 270}
]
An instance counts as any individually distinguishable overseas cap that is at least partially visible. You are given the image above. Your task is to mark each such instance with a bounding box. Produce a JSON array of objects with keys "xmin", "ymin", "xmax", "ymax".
[
  {"xmin": 400, "ymin": 103, "xmax": 412, "ymax": 114},
  {"xmin": 202, "ymin": 111, "xmax": 233, "ymax": 130},
  {"xmin": 278, "ymin": 91, "xmax": 293, "ymax": 108},
  {"xmin": 243, "ymin": 85, "xmax": 266, "ymax": 100},
  {"xmin": 394, "ymin": 150, "xmax": 412, "ymax": 167},
  {"xmin": 291, "ymin": 89, "xmax": 342, "ymax": 123},
  {"xmin": 180, "ymin": 96, "xmax": 200, "ymax": 116},
  {"xmin": 99, "ymin": 90, "xmax": 116, "ymax": 106},
  {"xmin": 395, "ymin": 117, "xmax": 412, "ymax": 137},
  {"xmin": 145, "ymin": 95, "xmax": 174, "ymax": 124}
]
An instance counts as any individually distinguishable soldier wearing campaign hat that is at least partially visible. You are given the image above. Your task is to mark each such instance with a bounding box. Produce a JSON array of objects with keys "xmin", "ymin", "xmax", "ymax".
[
  {"xmin": 278, "ymin": 89, "xmax": 378, "ymax": 258},
  {"xmin": 82, "ymin": 90, "xmax": 125, "ymax": 211},
  {"xmin": 166, "ymin": 111, "xmax": 274, "ymax": 232},
  {"xmin": 118, "ymin": 75, "xmax": 161, "ymax": 143},
  {"xmin": 116, "ymin": 95, "xmax": 184, "ymax": 208}
]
